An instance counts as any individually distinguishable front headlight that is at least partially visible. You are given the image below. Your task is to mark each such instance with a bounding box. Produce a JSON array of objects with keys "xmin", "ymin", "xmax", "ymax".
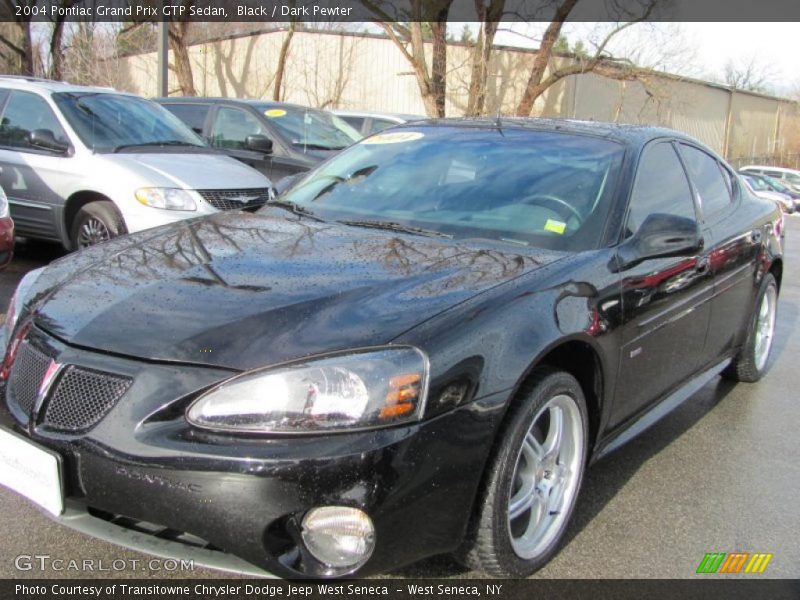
[
  {"xmin": 135, "ymin": 187, "xmax": 196, "ymax": 211},
  {"xmin": 186, "ymin": 347, "xmax": 428, "ymax": 434},
  {"xmin": 3, "ymin": 267, "xmax": 45, "ymax": 347}
]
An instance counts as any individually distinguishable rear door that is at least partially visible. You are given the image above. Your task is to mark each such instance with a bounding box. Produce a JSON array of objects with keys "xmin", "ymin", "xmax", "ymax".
[
  {"xmin": 611, "ymin": 140, "xmax": 713, "ymax": 427},
  {"xmin": 0, "ymin": 90, "xmax": 72, "ymax": 241},
  {"xmin": 679, "ymin": 144, "xmax": 760, "ymax": 360}
]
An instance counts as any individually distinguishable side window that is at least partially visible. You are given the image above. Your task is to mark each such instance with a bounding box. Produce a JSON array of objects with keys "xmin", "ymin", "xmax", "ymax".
[
  {"xmin": 210, "ymin": 107, "xmax": 268, "ymax": 150},
  {"xmin": 764, "ymin": 170, "xmax": 783, "ymax": 179},
  {"xmin": 625, "ymin": 142, "xmax": 696, "ymax": 238},
  {"xmin": 680, "ymin": 145, "xmax": 731, "ymax": 217},
  {"xmin": 163, "ymin": 104, "xmax": 208, "ymax": 134},
  {"xmin": 339, "ymin": 116, "xmax": 364, "ymax": 132},
  {"xmin": 370, "ymin": 118, "xmax": 396, "ymax": 134},
  {"xmin": 0, "ymin": 91, "xmax": 69, "ymax": 151}
]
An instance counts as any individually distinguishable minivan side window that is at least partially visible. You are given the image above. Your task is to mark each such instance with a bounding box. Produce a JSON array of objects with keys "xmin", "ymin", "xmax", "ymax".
[
  {"xmin": 625, "ymin": 141, "xmax": 696, "ymax": 238},
  {"xmin": 679, "ymin": 144, "xmax": 731, "ymax": 218},
  {"xmin": 0, "ymin": 91, "xmax": 69, "ymax": 151},
  {"xmin": 210, "ymin": 107, "xmax": 269, "ymax": 150},
  {"xmin": 163, "ymin": 103, "xmax": 209, "ymax": 135}
]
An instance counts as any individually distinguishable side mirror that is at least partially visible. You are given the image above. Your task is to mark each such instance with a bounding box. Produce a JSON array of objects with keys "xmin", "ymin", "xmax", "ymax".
[
  {"xmin": 246, "ymin": 134, "xmax": 273, "ymax": 154},
  {"xmin": 29, "ymin": 129, "xmax": 69, "ymax": 154},
  {"xmin": 615, "ymin": 213, "xmax": 703, "ymax": 272}
]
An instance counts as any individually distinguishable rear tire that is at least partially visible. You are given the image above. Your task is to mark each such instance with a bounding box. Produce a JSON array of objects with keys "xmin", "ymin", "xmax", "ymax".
[
  {"xmin": 458, "ymin": 367, "xmax": 588, "ymax": 577},
  {"xmin": 723, "ymin": 272, "xmax": 778, "ymax": 383},
  {"xmin": 70, "ymin": 200, "xmax": 126, "ymax": 250}
]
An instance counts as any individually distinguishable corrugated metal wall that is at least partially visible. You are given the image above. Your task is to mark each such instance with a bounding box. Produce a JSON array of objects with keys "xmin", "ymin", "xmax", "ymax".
[{"xmin": 120, "ymin": 29, "xmax": 799, "ymax": 163}]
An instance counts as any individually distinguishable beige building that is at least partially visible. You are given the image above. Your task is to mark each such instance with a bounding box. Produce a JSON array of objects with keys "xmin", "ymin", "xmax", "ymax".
[{"xmin": 119, "ymin": 29, "xmax": 800, "ymax": 168}]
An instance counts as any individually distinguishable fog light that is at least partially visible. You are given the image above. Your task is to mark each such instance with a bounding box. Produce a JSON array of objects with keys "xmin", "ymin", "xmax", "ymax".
[{"xmin": 301, "ymin": 506, "xmax": 375, "ymax": 570}]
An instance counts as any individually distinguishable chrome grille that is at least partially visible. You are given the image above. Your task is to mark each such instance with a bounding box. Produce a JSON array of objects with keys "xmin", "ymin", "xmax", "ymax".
[
  {"xmin": 8, "ymin": 341, "xmax": 50, "ymax": 418},
  {"xmin": 42, "ymin": 366, "xmax": 132, "ymax": 433},
  {"xmin": 197, "ymin": 188, "xmax": 270, "ymax": 212}
]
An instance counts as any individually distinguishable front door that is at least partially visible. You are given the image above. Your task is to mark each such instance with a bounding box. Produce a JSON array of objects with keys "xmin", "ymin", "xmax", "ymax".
[{"xmin": 610, "ymin": 141, "xmax": 713, "ymax": 428}]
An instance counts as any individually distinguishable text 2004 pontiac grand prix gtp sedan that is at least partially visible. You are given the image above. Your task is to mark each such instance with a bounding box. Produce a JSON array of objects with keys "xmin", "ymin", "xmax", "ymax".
[{"xmin": 0, "ymin": 120, "xmax": 783, "ymax": 578}]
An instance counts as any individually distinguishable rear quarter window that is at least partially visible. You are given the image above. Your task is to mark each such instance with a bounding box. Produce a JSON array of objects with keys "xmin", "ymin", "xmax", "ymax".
[
  {"xmin": 679, "ymin": 144, "xmax": 731, "ymax": 219},
  {"xmin": 162, "ymin": 103, "xmax": 209, "ymax": 134}
]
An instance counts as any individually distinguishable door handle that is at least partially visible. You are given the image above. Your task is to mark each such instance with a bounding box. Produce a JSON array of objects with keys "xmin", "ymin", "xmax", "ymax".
[
  {"xmin": 696, "ymin": 257, "xmax": 710, "ymax": 275},
  {"xmin": 751, "ymin": 229, "xmax": 762, "ymax": 244}
]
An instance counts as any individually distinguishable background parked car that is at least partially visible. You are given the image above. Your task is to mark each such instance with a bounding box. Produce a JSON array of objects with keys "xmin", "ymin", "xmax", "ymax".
[
  {"xmin": 740, "ymin": 165, "xmax": 800, "ymax": 193},
  {"xmin": 331, "ymin": 109, "xmax": 424, "ymax": 136},
  {"xmin": 158, "ymin": 98, "xmax": 362, "ymax": 181},
  {"xmin": 741, "ymin": 174, "xmax": 796, "ymax": 214},
  {"xmin": 0, "ymin": 186, "xmax": 13, "ymax": 268},
  {"xmin": 740, "ymin": 171, "xmax": 800, "ymax": 208},
  {"xmin": 0, "ymin": 77, "xmax": 273, "ymax": 250}
]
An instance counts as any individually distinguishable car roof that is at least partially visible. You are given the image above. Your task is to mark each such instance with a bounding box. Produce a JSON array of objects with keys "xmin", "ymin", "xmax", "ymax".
[
  {"xmin": 392, "ymin": 117, "xmax": 706, "ymax": 149},
  {"xmin": 0, "ymin": 76, "xmax": 125, "ymax": 96},
  {"xmin": 154, "ymin": 97, "xmax": 326, "ymax": 113},
  {"xmin": 741, "ymin": 165, "xmax": 799, "ymax": 174},
  {"xmin": 331, "ymin": 109, "xmax": 425, "ymax": 122}
]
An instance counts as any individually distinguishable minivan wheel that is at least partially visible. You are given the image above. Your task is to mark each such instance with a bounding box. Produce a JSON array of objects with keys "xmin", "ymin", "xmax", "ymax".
[
  {"xmin": 723, "ymin": 272, "xmax": 778, "ymax": 383},
  {"xmin": 71, "ymin": 201, "xmax": 127, "ymax": 250},
  {"xmin": 459, "ymin": 367, "xmax": 588, "ymax": 577}
]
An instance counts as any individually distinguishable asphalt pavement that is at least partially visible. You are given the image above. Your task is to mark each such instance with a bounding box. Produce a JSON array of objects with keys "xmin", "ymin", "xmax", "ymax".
[{"xmin": 0, "ymin": 221, "xmax": 798, "ymax": 580}]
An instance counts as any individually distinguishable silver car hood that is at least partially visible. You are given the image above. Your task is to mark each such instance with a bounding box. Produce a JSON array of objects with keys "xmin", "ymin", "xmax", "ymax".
[{"xmin": 99, "ymin": 152, "xmax": 271, "ymax": 190}]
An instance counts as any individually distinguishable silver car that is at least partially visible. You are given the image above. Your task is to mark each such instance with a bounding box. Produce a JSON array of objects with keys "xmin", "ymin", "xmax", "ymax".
[{"xmin": 0, "ymin": 77, "xmax": 272, "ymax": 249}]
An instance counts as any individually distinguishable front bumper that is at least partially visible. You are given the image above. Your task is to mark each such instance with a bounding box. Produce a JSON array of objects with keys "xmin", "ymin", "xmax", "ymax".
[{"xmin": 0, "ymin": 326, "xmax": 506, "ymax": 577}]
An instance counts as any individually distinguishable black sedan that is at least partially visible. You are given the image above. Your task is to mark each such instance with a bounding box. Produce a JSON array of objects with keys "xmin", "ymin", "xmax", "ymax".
[
  {"xmin": 0, "ymin": 120, "xmax": 783, "ymax": 578},
  {"xmin": 157, "ymin": 98, "xmax": 362, "ymax": 182}
]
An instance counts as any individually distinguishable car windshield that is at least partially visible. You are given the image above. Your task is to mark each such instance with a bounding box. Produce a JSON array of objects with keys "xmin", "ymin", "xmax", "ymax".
[
  {"xmin": 277, "ymin": 126, "xmax": 626, "ymax": 251},
  {"xmin": 763, "ymin": 176, "xmax": 790, "ymax": 192},
  {"xmin": 52, "ymin": 92, "xmax": 204, "ymax": 152},
  {"xmin": 256, "ymin": 104, "xmax": 362, "ymax": 150}
]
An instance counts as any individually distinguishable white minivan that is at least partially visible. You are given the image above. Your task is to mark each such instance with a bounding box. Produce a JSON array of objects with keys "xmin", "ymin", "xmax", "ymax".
[{"xmin": 0, "ymin": 77, "xmax": 273, "ymax": 249}]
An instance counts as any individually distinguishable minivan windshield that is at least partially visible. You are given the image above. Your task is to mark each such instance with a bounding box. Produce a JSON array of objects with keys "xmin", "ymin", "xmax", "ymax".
[
  {"xmin": 53, "ymin": 92, "xmax": 205, "ymax": 153},
  {"xmin": 278, "ymin": 126, "xmax": 626, "ymax": 251},
  {"xmin": 256, "ymin": 104, "xmax": 362, "ymax": 151}
]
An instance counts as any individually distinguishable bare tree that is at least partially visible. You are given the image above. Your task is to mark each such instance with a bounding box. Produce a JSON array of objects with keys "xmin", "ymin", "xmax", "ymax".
[
  {"xmin": 723, "ymin": 57, "xmax": 776, "ymax": 94},
  {"xmin": 169, "ymin": 12, "xmax": 196, "ymax": 96},
  {"xmin": 363, "ymin": 0, "xmax": 455, "ymax": 117},
  {"xmin": 0, "ymin": 1, "xmax": 35, "ymax": 75},
  {"xmin": 514, "ymin": 0, "xmax": 659, "ymax": 116},
  {"xmin": 273, "ymin": 21, "xmax": 295, "ymax": 101},
  {"xmin": 48, "ymin": 0, "xmax": 79, "ymax": 80},
  {"xmin": 465, "ymin": 0, "xmax": 504, "ymax": 116}
]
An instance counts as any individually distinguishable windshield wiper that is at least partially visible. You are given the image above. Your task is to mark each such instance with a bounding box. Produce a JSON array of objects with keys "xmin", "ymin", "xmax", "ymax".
[
  {"xmin": 265, "ymin": 199, "xmax": 326, "ymax": 222},
  {"xmin": 113, "ymin": 140, "xmax": 203, "ymax": 153},
  {"xmin": 338, "ymin": 220, "xmax": 452, "ymax": 239}
]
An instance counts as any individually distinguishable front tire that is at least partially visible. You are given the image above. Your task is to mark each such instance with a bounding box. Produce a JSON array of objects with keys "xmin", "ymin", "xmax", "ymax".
[
  {"xmin": 723, "ymin": 272, "xmax": 778, "ymax": 382},
  {"xmin": 70, "ymin": 200, "xmax": 127, "ymax": 250},
  {"xmin": 459, "ymin": 368, "xmax": 588, "ymax": 577}
]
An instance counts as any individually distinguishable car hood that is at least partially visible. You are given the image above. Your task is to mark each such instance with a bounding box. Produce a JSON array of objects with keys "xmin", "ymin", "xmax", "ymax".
[
  {"xmin": 99, "ymin": 152, "xmax": 271, "ymax": 190},
  {"xmin": 31, "ymin": 212, "xmax": 561, "ymax": 371}
]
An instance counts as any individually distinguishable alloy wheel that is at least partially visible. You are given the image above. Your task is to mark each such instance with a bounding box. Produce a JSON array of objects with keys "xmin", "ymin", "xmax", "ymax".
[
  {"xmin": 754, "ymin": 283, "xmax": 777, "ymax": 371},
  {"xmin": 507, "ymin": 394, "xmax": 584, "ymax": 559}
]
